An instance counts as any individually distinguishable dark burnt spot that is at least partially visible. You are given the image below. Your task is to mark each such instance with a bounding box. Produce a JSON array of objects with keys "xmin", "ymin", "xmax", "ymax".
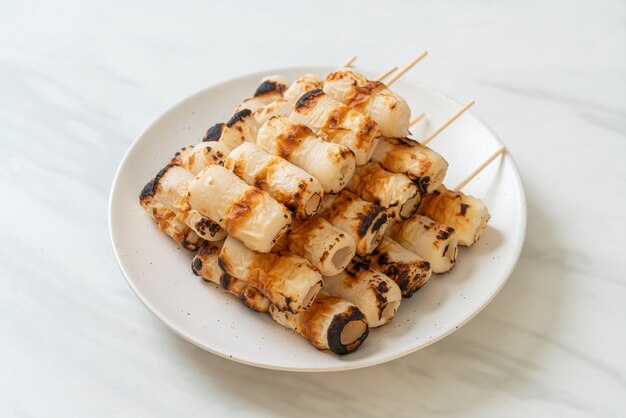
[
  {"xmin": 284, "ymin": 296, "xmax": 293, "ymax": 312},
  {"xmin": 294, "ymin": 89, "xmax": 324, "ymax": 111},
  {"xmin": 380, "ymin": 263, "xmax": 412, "ymax": 295},
  {"xmin": 204, "ymin": 123, "xmax": 225, "ymax": 142},
  {"xmin": 192, "ymin": 257, "xmax": 203, "ymax": 275},
  {"xmin": 217, "ymin": 256, "xmax": 227, "ymax": 273},
  {"xmin": 283, "ymin": 198, "xmax": 298, "ymax": 212},
  {"xmin": 376, "ymin": 280, "xmax": 389, "ymax": 295},
  {"xmin": 418, "ymin": 176, "xmax": 431, "ymax": 193},
  {"xmin": 326, "ymin": 306, "xmax": 369, "ymax": 355},
  {"xmin": 437, "ymin": 229, "xmax": 450, "ymax": 240},
  {"xmin": 350, "ymin": 261, "xmax": 369, "ymax": 272},
  {"xmin": 377, "ymin": 252, "xmax": 390, "ymax": 265},
  {"xmin": 320, "ymin": 250, "xmax": 329, "ymax": 262},
  {"xmin": 139, "ymin": 164, "xmax": 175, "ymax": 201},
  {"xmin": 442, "ymin": 244, "xmax": 449, "ymax": 256},
  {"xmin": 226, "ymin": 109, "xmax": 252, "ymax": 127},
  {"xmin": 372, "ymin": 212, "xmax": 388, "ymax": 232},
  {"xmin": 220, "ymin": 272, "xmax": 233, "ymax": 290},
  {"xmin": 254, "ymin": 80, "xmax": 286, "ymax": 97},
  {"xmin": 459, "ymin": 203, "xmax": 469, "ymax": 216}
]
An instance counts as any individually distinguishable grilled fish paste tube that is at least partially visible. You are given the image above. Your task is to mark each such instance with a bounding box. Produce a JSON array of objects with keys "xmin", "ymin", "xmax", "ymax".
[
  {"xmin": 323, "ymin": 261, "xmax": 401, "ymax": 327},
  {"xmin": 419, "ymin": 185, "xmax": 490, "ymax": 246},
  {"xmin": 370, "ymin": 137, "xmax": 448, "ymax": 194},
  {"xmin": 256, "ymin": 116, "xmax": 356, "ymax": 193},
  {"xmin": 347, "ymin": 162, "xmax": 421, "ymax": 221},
  {"xmin": 270, "ymin": 295, "xmax": 369, "ymax": 355},
  {"xmin": 191, "ymin": 241, "xmax": 270, "ymax": 313},
  {"xmin": 290, "ymin": 89, "xmax": 380, "ymax": 165},
  {"xmin": 171, "ymin": 141, "xmax": 230, "ymax": 175},
  {"xmin": 219, "ymin": 236, "xmax": 323, "ymax": 313},
  {"xmin": 186, "ymin": 165, "xmax": 291, "ymax": 253},
  {"xmin": 235, "ymin": 76, "xmax": 288, "ymax": 113},
  {"xmin": 141, "ymin": 164, "xmax": 226, "ymax": 242},
  {"xmin": 286, "ymin": 215, "xmax": 357, "ymax": 276},
  {"xmin": 362, "ymin": 236, "xmax": 431, "ymax": 297},
  {"xmin": 139, "ymin": 192, "xmax": 203, "ymax": 251},
  {"xmin": 324, "ymin": 68, "xmax": 411, "ymax": 138},
  {"xmin": 225, "ymin": 142, "xmax": 324, "ymax": 220},
  {"xmin": 319, "ymin": 190, "xmax": 389, "ymax": 256},
  {"xmin": 284, "ymin": 74, "xmax": 324, "ymax": 105},
  {"xmin": 388, "ymin": 215, "xmax": 458, "ymax": 274},
  {"xmin": 204, "ymin": 109, "xmax": 259, "ymax": 151}
]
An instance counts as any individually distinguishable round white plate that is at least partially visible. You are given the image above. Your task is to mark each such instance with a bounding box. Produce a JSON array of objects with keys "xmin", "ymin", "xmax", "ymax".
[{"xmin": 109, "ymin": 66, "xmax": 526, "ymax": 372}]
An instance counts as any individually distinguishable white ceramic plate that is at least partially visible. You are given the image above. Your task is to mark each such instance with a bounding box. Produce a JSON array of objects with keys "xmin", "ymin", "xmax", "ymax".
[{"xmin": 109, "ymin": 66, "xmax": 526, "ymax": 372}]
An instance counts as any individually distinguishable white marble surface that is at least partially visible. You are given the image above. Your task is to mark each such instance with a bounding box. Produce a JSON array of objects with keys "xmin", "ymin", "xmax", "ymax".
[{"xmin": 1, "ymin": 0, "xmax": 625, "ymax": 416}]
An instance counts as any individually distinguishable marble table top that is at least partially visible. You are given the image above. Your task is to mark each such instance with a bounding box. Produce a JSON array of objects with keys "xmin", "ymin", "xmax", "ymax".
[{"xmin": 1, "ymin": 0, "xmax": 624, "ymax": 416}]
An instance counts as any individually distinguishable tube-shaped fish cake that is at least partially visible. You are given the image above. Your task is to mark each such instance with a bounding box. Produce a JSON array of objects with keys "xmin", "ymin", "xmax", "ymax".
[
  {"xmin": 191, "ymin": 241, "xmax": 270, "ymax": 313},
  {"xmin": 269, "ymin": 294, "xmax": 369, "ymax": 355},
  {"xmin": 323, "ymin": 260, "xmax": 401, "ymax": 328},
  {"xmin": 361, "ymin": 236, "xmax": 431, "ymax": 297},
  {"xmin": 203, "ymin": 109, "xmax": 259, "ymax": 151},
  {"xmin": 346, "ymin": 162, "xmax": 421, "ymax": 221},
  {"xmin": 319, "ymin": 190, "xmax": 389, "ymax": 256},
  {"xmin": 370, "ymin": 136, "xmax": 448, "ymax": 194},
  {"xmin": 290, "ymin": 89, "xmax": 380, "ymax": 165},
  {"xmin": 284, "ymin": 74, "xmax": 323, "ymax": 105},
  {"xmin": 235, "ymin": 76, "xmax": 288, "ymax": 113},
  {"xmin": 139, "ymin": 192, "xmax": 203, "ymax": 251},
  {"xmin": 170, "ymin": 142, "xmax": 230, "ymax": 175},
  {"xmin": 324, "ymin": 68, "xmax": 411, "ymax": 138},
  {"xmin": 256, "ymin": 116, "xmax": 355, "ymax": 193},
  {"xmin": 388, "ymin": 215, "xmax": 458, "ymax": 274},
  {"xmin": 219, "ymin": 236, "xmax": 323, "ymax": 313},
  {"xmin": 254, "ymin": 99, "xmax": 292, "ymax": 125},
  {"xmin": 224, "ymin": 142, "xmax": 323, "ymax": 220},
  {"xmin": 140, "ymin": 164, "xmax": 226, "ymax": 242},
  {"xmin": 185, "ymin": 165, "xmax": 291, "ymax": 253},
  {"xmin": 285, "ymin": 215, "xmax": 356, "ymax": 276},
  {"xmin": 419, "ymin": 185, "xmax": 490, "ymax": 246}
]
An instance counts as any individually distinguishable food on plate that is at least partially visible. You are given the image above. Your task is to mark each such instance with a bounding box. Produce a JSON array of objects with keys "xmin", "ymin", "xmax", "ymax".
[
  {"xmin": 224, "ymin": 142, "xmax": 324, "ymax": 220},
  {"xmin": 323, "ymin": 260, "xmax": 401, "ymax": 327},
  {"xmin": 370, "ymin": 136, "xmax": 448, "ymax": 194},
  {"xmin": 203, "ymin": 109, "xmax": 259, "ymax": 151},
  {"xmin": 284, "ymin": 74, "xmax": 323, "ymax": 104},
  {"xmin": 324, "ymin": 68, "xmax": 411, "ymax": 137},
  {"xmin": 418, "ymin": 185, "xmax": 490, "ymax": 246},
  {"xmin": 253, "ymin": 98, "xmax": 292, "ymax": 125},
  {"xmin": 282, "ymin": 215, "xmax": 356, "ymax": 276},
  {"xmin": 170, "ymin": 141, "xmax": 230, "ymax": 175},
  {"xmin": 319, "ymin": 190, "xmax": 389, "ymax": 256},
  {"xmin": 219, "ymin": 236, "xmax": 323, "ymax": 313},
  {"xmin": 387, "ymin": 215, "xmax": 458, "ymax": 274},
  {"xmin": 270, "ymin": 294, "xmax": 369, "ymax": 355},
  {"xmin": 289, "ymin": 89, "xmax": 380, "ymax": 165},
  {"xmin": 346, "ymin": 162, "xmax": 421, "ymax": 221},
  {"xmin": 184, "ymin": 165, "xmax": 291, "ymax": 253},
  {"xmin": 256, "ymin": 116, "xmax": 356, "ymax": 193},
  {"xmin": 192, "ymin": 241, "xmax": 270, "ymax": 313},
  {"xmin": 360, "ymin": 236, "xmax": 431, "ymax": 297}
]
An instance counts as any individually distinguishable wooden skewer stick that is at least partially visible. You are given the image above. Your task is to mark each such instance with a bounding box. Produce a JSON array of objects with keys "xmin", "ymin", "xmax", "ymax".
[
  {"xmin": 453, "ymin": 146, "xmax": 507, "ymax": 191},
  {"xmin": 341, "ymin": 56, "xmax": 358, "ymax": 68},
  {"xmin": 420, "ymin": 101, "xmax": 475, "ymax": 146},
  {"xmin": 374, "ymin": 66, "xmax": 398, "ymax": 82},
  {"xmin": 385, "ymin": 51, "xmax": 428, "ymax": 86},
  {"xmin": 409, "ymin": 112, "xmax": 426, "ymax": 127}
]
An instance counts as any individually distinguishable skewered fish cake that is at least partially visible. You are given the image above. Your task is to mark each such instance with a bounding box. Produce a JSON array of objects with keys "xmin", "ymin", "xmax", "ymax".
[
  {"xmin": 254, "ymin": 98, "xmax": 292, "ymax": 125},
  {"xmin": 419, "ymin": 185, "xmax": 490, "ymax": 246},
  {"xmin": 370, "ymin": 136, "xmax": 448, "ymax": 194},
  {"xmin": 346, "ymin": 162, "xmax": 421, "ymax": 221},
  {"xmin": 185, "ymin": 165, "xmax": 291, "ymax": 253},
  {"xmin": 225, "ymin": 142, "xmax": 324, "ymax": 220},
  {"xmin": 270, "ymin": 294, "xmax": 369, "ymax": 355},
  {"xmin": 388, "ymin": 215, "xmax": 458, "ymax": 274},
  {"xmin": 203, "ymin": 109, "xmax": 259, "ymax": 151},
  {"xmin": 234, "ymin": 76, "xmax": 288, "ymax": 113},
  {"xmin": 170, "ymin": 141, "xmax": 230, "ymax": 174},
  {"xmin": 319, "ymin": 190, "xmax": 389, "ymax": 256},
  {"xmin": 290, "ymin": 89, "xmax": 380, "ymax": 165},
  {"xmin": 323, "ymin": 260, "xmax": 401, "ymax": 328},
  {"xmin": 361, "ymin": 236, "xmax": 431, "ymax": 297},
  {"xmin": 324, "ymin": 68, "xmax": 411, "ymax": 138},
  {"xmin": 219, "ymin": 236, "xmax": 322, "ymax": 314},
  {"xmin": 192, "ymin": 241, "xmax": 270, "ymax": 313},
  {"xmin": 256, "ymin": 116, "xmax": 356, "ymax": 193}
]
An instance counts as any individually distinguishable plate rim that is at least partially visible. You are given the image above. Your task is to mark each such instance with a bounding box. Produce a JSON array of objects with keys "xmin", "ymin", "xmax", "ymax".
[{"xmin": 109, "ymin": 66, "xmax": 527, "ymax": 372}]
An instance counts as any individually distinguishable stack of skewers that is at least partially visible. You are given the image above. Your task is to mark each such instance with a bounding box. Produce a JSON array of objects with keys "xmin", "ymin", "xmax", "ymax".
[{"xmin": 139, "ymin": 54, "xmax": 505, "ymax": 355}]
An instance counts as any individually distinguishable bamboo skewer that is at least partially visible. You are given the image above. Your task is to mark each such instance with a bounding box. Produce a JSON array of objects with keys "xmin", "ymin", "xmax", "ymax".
[
  {"xmin": 409, "ymin": 112, "xmax": 426, "ymax": 127},
  {"xmin": 420, "ymin": 101, "xmax": 475, "ymax": 146},
  {"xmin": 341, "ymin": 56, "xmax": 358, "ymax": 68},
  {"xmin": 385, "ymin": 51, "xmax": 428, "ymax": 87},
  {"xmin": 453, "ymin": 146, "xmax": 507, "ymax": 191},
  {"xmin": 374, "ymin": 66, "xmax": 398, "ymax": 82}
]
